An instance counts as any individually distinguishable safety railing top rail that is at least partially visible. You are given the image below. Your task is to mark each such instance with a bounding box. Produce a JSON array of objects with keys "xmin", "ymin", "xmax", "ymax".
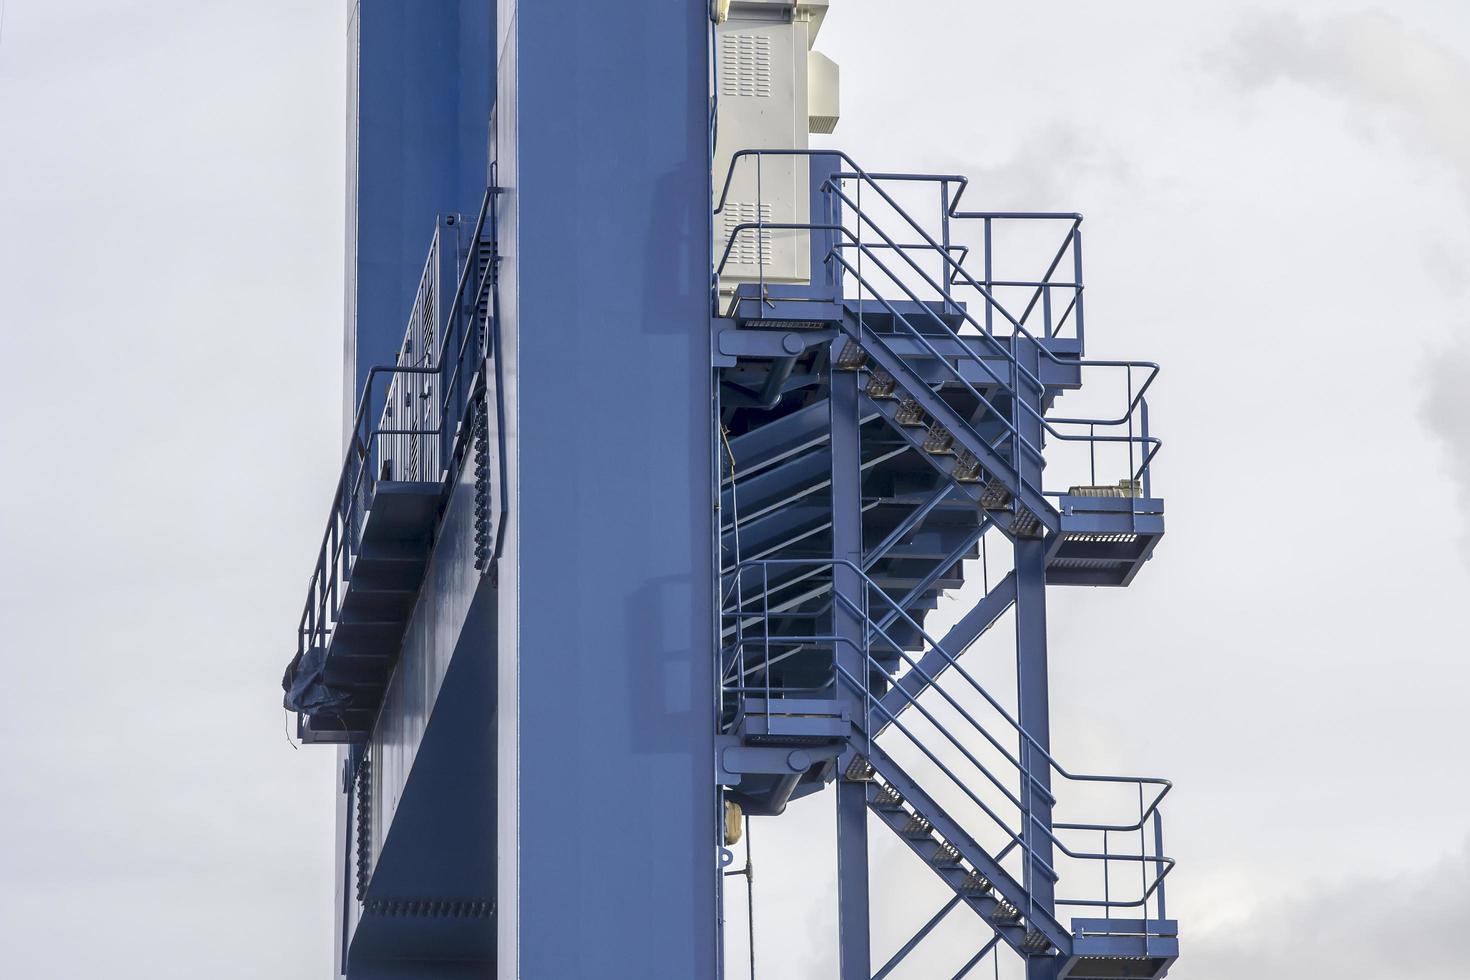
[
  {"xmin": 714, "ymin": 150, "xmax": 1156, "ymax": 410},
  {"xmin": 721, "ymin": 557, "xmax": 1174, "ymax": 916},
  {"xmin": 295, "ymin": 187, "xmax": 499, "ymax": 683},
  {"xmin": 714, "ymin": 150, "xmax": 1085, "ymax": 351},
  {"xmin": 716, "ymin": 216, "xmax": 1161, "ymax": 498},
  {"xmin": 836, "ymin": 170, "xmax": 1084, "ymax": 344},
  {"xmin": 713, "ymin": 150, "xmax": 1163, "ymax": 499}
]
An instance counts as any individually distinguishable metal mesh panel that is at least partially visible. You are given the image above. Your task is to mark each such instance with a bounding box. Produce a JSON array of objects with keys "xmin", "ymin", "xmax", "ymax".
[{"xmin": 378, "ymin": 234, "xmax": 443, "ymax": 483}]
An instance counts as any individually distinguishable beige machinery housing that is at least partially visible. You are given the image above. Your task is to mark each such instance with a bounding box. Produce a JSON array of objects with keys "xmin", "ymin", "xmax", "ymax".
[{"xmin": 714, "ymin": 0, "xmax": 840, "ymax": 303}]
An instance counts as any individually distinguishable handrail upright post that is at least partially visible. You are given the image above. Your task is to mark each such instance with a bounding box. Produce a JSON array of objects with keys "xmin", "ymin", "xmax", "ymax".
[
  {"xmin": 1089, "ymin": 424, "xmax": 1097, "ymax": 487},
  {"xmin": 1072, "ymin": 222, "xmax": 1086, "ymax": 352},
  {"xmin": 763, "ymin": 564, "xmax": 771, "ymax": 710},
  {"xmin": 984, "ymin": 217, "xmax": 994, "ymax": 335},
  {"xmin": 1138, "ymin": 783, "xmax": 1147, "ymax": 908},
  {"xmin": 940, "ymin": 180, "xmax": 952, "ymax": 316},
  {"xmin": 812, "ymin": 154, "xmax": 844, "ymax": 303},
  {"xmin": 1153, "ymin": 810, "xmax": 1166, "ymax": 923},
  {"xmin": 756, "ymin": 153, "xmax": 766, "ymax": 305},
  {"xmin": 1043, "ymin": 279, "xmax": 1053, "ymax": 340},
  {"xmin": 328, "ymin": 520, "xmax": 339, "ymax": 616},
  {"xmin": 1141, "ymin": 398, "xmax": 1152, "ymax": 500}
]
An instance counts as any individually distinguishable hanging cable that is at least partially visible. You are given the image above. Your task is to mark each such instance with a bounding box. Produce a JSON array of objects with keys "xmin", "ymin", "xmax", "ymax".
[
  {"xmin": 744, "ymin": 817, "xmax": 754, "ymax": 979},
  {"xmin": 722, "ymin": 815, "xmax": 756, "ymax": 979}
]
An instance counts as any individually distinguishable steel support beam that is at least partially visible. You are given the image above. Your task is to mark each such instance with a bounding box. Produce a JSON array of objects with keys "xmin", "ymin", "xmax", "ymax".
[
  {"xmin": 820, "ymin": 153, "xmax": 871, "ymax": 980},
  {"xmin": 872, "ymin": 895, "xmax": 961, "ymax": 980},
  {"xmin": 1012, "ymin": 337, "xmax": 1057, "ymax": 980},
  {"xmin": 874, "ymin": 571, "xmax": 1017, "ymax": 733},
  {"xmin": 832, "ymin": 354, "xmax": 871, "ymax": 980},
  {"xmin": 494, "ymin": 3, "xmax": 716, "ymax": 976}
]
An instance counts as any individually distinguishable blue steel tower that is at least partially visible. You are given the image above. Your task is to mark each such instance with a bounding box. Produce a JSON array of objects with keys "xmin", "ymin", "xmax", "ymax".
[{"xmin": 282, "ymin": 2, "xmax": 1178, "ymax": 977}]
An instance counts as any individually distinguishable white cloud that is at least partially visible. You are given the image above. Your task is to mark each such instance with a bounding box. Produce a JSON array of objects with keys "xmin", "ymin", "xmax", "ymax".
[{"xmin": 1189, "ymin": 837, "xmax": 1470, "ymax": 980}]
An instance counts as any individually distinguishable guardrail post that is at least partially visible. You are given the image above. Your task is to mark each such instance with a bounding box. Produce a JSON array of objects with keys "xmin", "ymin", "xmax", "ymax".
[{"xmin": 810, "ymin": 153, "xmax": 844, "ymax": 303}]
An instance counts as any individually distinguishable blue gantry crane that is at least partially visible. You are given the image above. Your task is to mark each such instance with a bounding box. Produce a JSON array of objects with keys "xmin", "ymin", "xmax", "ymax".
[{"xmin": 281, "ymin": 3, "xmax": 1178, "ymax": 977}]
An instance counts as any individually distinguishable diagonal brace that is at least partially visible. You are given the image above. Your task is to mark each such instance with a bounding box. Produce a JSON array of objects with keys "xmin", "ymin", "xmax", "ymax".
[{"xmin": 875, "ymin": 571, "xmax": 1017, "ymax": 731}]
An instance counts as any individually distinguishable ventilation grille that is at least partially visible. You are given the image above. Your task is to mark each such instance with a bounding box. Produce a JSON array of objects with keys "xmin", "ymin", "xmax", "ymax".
[
  {"xmin": 721, "ymin": 34, "xmax": 772, "ymax": 98},
  {"xmin": 723, "ymin": 202, "xmax": 775, "ymax": 267}
]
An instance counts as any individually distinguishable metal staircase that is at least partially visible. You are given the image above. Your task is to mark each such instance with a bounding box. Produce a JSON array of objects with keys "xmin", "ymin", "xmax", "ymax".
[
  {"xmin": 714, "ymin": 152, "xmax": 1177, "ymax": 978},
  {"xmin": 282, "ymin": 188, "xmax": 505, "ymax": 744}
]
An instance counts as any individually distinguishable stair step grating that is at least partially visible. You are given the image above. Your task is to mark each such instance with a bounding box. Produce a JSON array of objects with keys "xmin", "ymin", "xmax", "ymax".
[
  {"xmin": 980, "ymin": 478, "xmax": 1011, "ymax": 510},
  {"xmin": 952, "ymin": 450, "xmax": 982, "ymax": 483},
  {"xmin": 922, "ymin": 425, "xmax": 954, "ymax": 455},
  {"xmin": 901, "ymin": 812, "xmax": 934, "ymax": 838},
  {"xmin": 960, "ymin": 869, "xmax": 992, "ymax": 895},
  {"xmin": 990, "ymin": 898, "xmax": 1021, "ymax": 924},
  {"xmin": 864, "ymin": 370, "xmax": 897, "ymax": 399},
  {"xmin": 843, "ymin": 755, "xmax": 875, "ymax": 783},
  {"xmin": 836, "ymin": 340, "xmax": 868, "ymax": 371},
  {"xmin": 873, "ymin": 784, "xmax": 904, "ymax": 809},
  {"xmin": 894, "ymin": 397, "xmax": 926, "ymax": 426}
]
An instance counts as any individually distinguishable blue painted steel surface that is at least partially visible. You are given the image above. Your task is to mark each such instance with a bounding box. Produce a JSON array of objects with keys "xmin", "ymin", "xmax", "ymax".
[
  {"xmin": 493, "ymin": 1, "xmax": 717, "ymax": 976},
  {"xmin": 346, "ymin": 0, "xmax": 494, "ymax": 420},
  {"xmin": 713, "ymin": 143, "xmax": 1177, "ymax": 976},
  {"xmin": 281, "ymin": 7, "xmax": 1182, "ymax": 977}
]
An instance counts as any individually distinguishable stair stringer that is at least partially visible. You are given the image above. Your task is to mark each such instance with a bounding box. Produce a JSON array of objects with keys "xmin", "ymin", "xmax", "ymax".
[
  {"xmin": 836, "ymin": 313, "xmax": 1060, "ymax": 536},
  {"xmin": 857, "ymin": 737, "xmax": 1072, "ymax": 960}
]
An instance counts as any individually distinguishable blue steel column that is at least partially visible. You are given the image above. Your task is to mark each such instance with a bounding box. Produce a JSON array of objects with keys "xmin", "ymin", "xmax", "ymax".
[
  {"xmin": 345, "ymin": 0, "xmax": 494, "ymax": 426},
  {"xmin": 1012, "ymin": 336, "xmax": 1057, "ymax": 980},
  {"xmin": 340, "ymin": 4, "xmax": 493, "ymax": 974},
  {"xmin": 832, "ymin": 359, "xmax": 871, "ymax": 980},
  {"xmin": 819, "ymin": 154, "xmax": 870, "ymax": 980},
  {"xmin": 494, "ymin": 2, "xmax": 716, "ymax": 977},
  {"xmin": 834, "ymin": 365, "xmax": 864, "ymax": 980}
]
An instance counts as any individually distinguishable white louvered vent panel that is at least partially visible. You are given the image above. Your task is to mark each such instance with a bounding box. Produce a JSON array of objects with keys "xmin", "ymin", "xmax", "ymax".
[
  {"xmin": 723, "ymin": 202, "xmax": 775, "ymax": 268},
  {"xmin": 721, "ymin": 33, "xmax": 772, "ymax": 98}
]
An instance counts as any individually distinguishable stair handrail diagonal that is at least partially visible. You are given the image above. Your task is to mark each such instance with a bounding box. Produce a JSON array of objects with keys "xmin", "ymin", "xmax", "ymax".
[
  {"xmin": 835, "ymin": 575, "xmax": 1173, "ymax": 831},
  {"xmin": 294, "ymin": 187, "xmax": 501, "ymax": 705},
  {"xmin": 839, "ymin": 590, "xmax": 1175, "ymax": 914},
  {"xmin": 736, "ymin": 558, "xmax": 1176, "ymax": 915},
  {"xmin": 873, "ymin": 569, "xmax": 1017, "ymax": 731},
  {"xmin": 826, "ymin": 178, "xmax": 1162, "ymax": 430},
  {"xmin": 853, "ymin": 731, "xmax": 1072, "ymax": 953},
  {"xmin": 718, "ymin": 149, "xmax": 1099, "ymax": 386},
  {"xmin": 850, "ymin": 594, "xmax": 1176, "ymax": 909},
  {"xmin": 832, "ymin": 241, "xmax": 1162, "ymax": 493},
  {"xmin": 868, "ymin": 512, "xmax": 994, "ymax": 637},
  {"xmin": 717, "ymin": 219, "xmax": 1163, "ymax": 497},
  {"xmin": 714, "ymin": 150, "xmax": 1164, "ymax": 492},
  {"xmin": 835, "ymin": 302, "xmax": 1057, "ymax": 528}
]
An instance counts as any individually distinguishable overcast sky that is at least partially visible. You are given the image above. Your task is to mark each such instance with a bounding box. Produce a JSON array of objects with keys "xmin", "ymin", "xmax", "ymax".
[{"xmin": 1, "ymin": 2, "xmax": 1467, "ymax": 978}]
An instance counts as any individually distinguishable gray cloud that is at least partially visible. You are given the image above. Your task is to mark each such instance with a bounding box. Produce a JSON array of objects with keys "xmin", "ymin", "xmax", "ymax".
[
  {"xmin": 1221, "ymin": 9, "xmax": 1470, "ymax": 540},
  {"xmin": 1224, "ymin": 9, "xmax": 1470, "ymax": 195},
  {"xmin": 1189, "ymin": 837, "xmax": 1470, "ymax": 980},
  {"xmin": 3, "ymin": 3, "xmax": 1468, "ymax": 977},
  {"xmin": 1423, "ymin": 336, "xmax": 1470, "ymax": 534}
]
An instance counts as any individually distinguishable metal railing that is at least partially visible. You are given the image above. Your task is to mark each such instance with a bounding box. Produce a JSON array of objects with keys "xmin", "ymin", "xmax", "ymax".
[
  {"xmin": 294, "ymin": 187, "xmax": 503, "ymax": 713},
  {"xmin": 721, "ymin": 557, "xmax": 1174, "ymax": 925},
  {"xmin": 714, "ymin": 150, "xmax": 1162, "ymax": 504}
]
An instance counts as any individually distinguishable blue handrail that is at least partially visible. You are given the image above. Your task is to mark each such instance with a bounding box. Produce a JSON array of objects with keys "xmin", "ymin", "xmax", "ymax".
[
  {"xmin": 722, "ymin": 557, "xmax": 1174, "ymax": 916},
  {"xmin": 293, "ymin": 187, "xmax": 503, "ymax": 726},
  {"xmin": 714, "ymin": 150, "xmax": 1163, "ymax": 499}
]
